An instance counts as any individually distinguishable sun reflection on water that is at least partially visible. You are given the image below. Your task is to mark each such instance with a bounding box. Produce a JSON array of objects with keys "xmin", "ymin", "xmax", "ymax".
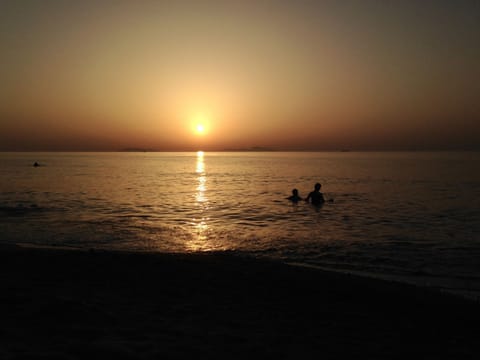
[
  {"xmin": 187, "ymin": 151, "xmax": 211, "ymax": 251},
  {"xmin": 196, "ymin": 151, "xmax": 204, "ymax": 173}
]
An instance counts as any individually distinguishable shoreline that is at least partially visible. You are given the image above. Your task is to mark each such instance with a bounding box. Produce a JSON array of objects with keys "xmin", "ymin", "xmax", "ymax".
[
  {"xmin": 1, "ymin": 245, "xmax": 479, "ymax": 358},
  {"xmin": 15, "ymin": 242, "xmax": 480, "ymax": 302},
  {"xmin": 286, "ymin": 261, "xmax": 480, "ymax": 302}
]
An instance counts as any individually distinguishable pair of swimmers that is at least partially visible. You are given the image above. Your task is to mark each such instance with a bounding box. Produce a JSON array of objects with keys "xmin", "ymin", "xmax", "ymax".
[{"xmin": 287, "ymin": 183, "xmax": 326, "ymax": 206}]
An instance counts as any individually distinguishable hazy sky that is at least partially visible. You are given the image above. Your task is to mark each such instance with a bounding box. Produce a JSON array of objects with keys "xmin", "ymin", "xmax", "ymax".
[{"xmin": 1, "ymin": 0, "xmax": 479, "ymax": 151}]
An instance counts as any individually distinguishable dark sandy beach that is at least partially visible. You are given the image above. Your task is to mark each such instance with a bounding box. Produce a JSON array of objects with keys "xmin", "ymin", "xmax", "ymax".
[{"xmin": 1, "ymin": 246, "xmax": 479, "ymax": 359}]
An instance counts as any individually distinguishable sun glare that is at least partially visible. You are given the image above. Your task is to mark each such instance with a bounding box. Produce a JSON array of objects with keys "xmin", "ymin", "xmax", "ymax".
[{"xmin": 191, "ymin": 112, "xmax": 211, "ymax": 136}]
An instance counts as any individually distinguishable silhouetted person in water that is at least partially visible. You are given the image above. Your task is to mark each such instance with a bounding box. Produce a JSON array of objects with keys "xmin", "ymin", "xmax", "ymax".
[
  {"xmin": 305, "ymin": 183, "xmax": 325, "ymax": 206},
  {"xmin": 287, "ymin": 188, "xmax": 302, "ymax": 203}
]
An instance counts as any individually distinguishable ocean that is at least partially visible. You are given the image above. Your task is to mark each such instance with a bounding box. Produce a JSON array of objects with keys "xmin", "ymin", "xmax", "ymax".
[{"xmin": 1, "ymin": 151, "xmax": 479, "ymax": 298}]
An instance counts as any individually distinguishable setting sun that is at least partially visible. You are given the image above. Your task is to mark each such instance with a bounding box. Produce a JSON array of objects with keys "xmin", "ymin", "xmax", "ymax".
[{"xmin": 191, "ymin": 112, "xmax": 211, "ymax": 137}]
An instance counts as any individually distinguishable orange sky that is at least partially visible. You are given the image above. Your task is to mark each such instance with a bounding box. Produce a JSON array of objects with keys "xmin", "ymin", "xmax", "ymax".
[{"xmin": 1, "ymin": 1, "xmax": 479, "ymax": 151}]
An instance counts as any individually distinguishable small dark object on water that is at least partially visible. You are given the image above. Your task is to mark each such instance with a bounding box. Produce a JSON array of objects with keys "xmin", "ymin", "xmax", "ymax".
[{"xmin": 33, "ymin": 162, "xmax": 39, "ymax": 167}]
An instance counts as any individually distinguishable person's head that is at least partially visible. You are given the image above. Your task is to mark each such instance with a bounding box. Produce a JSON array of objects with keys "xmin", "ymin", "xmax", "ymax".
[
  {"xmin": 314, "ymin": 183, "xmax": 321, "ymax": 191},
  {"xmin": 292, "ymin": 188, "xmax": 299, "ymax": 196}
]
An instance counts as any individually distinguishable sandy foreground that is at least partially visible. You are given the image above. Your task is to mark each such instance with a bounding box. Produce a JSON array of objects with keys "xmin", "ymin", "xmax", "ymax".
[{"xmin": 1, "ymin": 245, "xmax": 479, "ymax": 359}]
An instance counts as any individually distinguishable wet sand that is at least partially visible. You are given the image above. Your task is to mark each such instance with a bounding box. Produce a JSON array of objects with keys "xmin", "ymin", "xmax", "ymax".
[{"xmin": 1, "ymin": 245, "xmax": 479, "ymax": 359}]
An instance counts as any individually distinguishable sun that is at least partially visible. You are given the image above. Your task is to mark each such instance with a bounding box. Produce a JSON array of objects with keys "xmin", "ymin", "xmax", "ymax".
[{"xmin": 191, "ymin": 113, "xmax": 210, "ymax": 136}]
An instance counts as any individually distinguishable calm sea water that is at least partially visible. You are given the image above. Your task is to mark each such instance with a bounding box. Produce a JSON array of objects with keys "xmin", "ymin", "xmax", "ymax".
[{"xmin": 1, "ymin": 151, "xmax": 480, "ymax": 297}]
